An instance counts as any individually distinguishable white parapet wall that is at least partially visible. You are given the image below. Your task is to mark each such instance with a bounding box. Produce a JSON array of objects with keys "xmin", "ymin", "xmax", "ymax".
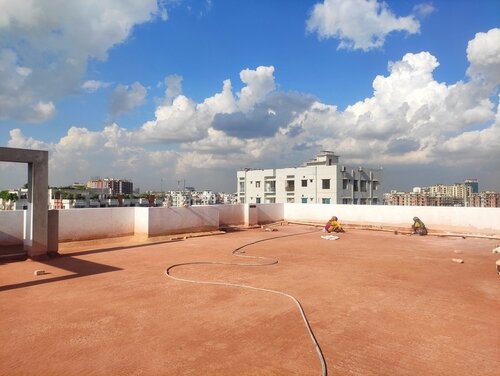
[
  {"xmin": 0, "ymin": 210, "xmax": 24, "ymax": 245},
  {"xmin": 3, "ymin": 203, "xmax": 499, "ymax": 248},
  {"xmin": 58, "ymin": 207, "xmax": 136, "ymax": 242},
  {"xmin": 134, "ymin": 207, "xmax": 150, "ymax": 237},
  {"xmin": 218, "ymin": 204, "xmax": 245, "ymax": 226},
  {"xmin": 146, "ymin": 206, "xmax": 219, "ymax": 237},
  {"xmin": 284, "ymin": 203, "xmax": 500, "ymax": 236},
  {"xmin": 256, "ymin": 203, "xmax": 284, "ymax": 224}
]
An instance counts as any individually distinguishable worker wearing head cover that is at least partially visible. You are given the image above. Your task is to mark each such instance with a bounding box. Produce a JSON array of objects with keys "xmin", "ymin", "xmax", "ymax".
[
  {"xmin": 411, "ymin": 217, "xmax": 427, "ymax": 235},
  {"xmin": 324, "ymin": 216, "xmax": 345, "ymax": 233}
]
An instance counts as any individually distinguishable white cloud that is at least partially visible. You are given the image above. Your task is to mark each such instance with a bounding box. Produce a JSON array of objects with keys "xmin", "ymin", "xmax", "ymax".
[
  {"xmin": 109, "ymin": 82, "xmax": 147, "ymax": 117},
  {"xmin": 413, "ymin": 3, "xmax": 435, "ymax": 17},
  {"xmin": 0, "ymin": 49, "xmax": 54, "ymax": 122},
  {"xmin": 5, "ymin": 125, "xmax": 179, "ymax": 188},
  {"xmin": 3, "ymin": 30, "xmax": 500, "ymax": 191},
  {"xmin": 466, "ymin": 28, "xmax": 500, "ymax": 87},
  {"xmin": 7, "ymin": 128, "xmax": 50, "ymax": 150},
  {"xmin": 82, "ymin": 80, "xmax": 112, "ymax": 92},
  {"xmin": 306, "ymin": 0, "xmax": 420, "ymax": 51},
  {"xmin": 135, "ymin": 66, "xmax": 274, "ymax": 143},
  {"xmin": 0, "ymin": 0, "xmax": 165, "ymax": 122},
  {"xmin": 237, "ymin": 66, "xmax": 276, "ymax": 111},
  {"xmin": 138, "ymin": 95, "xmax": 208, "ymax": 142},
  {"xmin": 164, "ymin": 75, "xmax": 184, "ymax": 104}
]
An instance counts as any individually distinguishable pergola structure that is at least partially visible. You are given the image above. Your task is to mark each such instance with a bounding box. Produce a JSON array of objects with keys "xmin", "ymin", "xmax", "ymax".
[{"xmin": 0, "ymin": 147, "xmax": 49, "ymax": 258}]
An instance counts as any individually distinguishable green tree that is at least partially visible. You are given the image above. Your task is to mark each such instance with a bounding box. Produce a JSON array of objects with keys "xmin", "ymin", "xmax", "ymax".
[{"xmin": 0, "ymin": 191, "xmax": 18, "ymax": 209}]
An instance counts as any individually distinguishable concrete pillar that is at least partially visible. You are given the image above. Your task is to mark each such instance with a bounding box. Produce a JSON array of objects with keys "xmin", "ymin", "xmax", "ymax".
[
  {"xmin": 244, "ymin": 204, "xmax": 258, "ymax": 227},
  {"xmin": 0, "ymin": 147, "xmax": 49, "ymax": 258},
  {"xmin": 48, "ymin": 210, "xmax": 59, "ymax": 254}
]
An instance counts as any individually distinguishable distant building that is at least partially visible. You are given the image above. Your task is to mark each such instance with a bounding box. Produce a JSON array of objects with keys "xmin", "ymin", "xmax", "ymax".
[
  {"xmin": 236, "ymin": 151, "xmax": 383, "ymax": 204},
  {"xmin": 384, "ymin": 179, "xmax": 499, "ymax": 207},
  {"xmin": 86, "ymin": 178, "xmax": 133, "ymax": 195},
  {"xmin": 468, "ymin": 191, "xmax": 500, "ymax": 208}
]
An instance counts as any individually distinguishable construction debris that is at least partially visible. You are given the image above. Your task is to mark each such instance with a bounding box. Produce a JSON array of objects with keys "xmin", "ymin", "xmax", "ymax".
[
  {"xmin": 452, "ymin": 258, "xmax": 464, "ymax": 264},
  {"xmin": 34, "ymin": 269, "xmax": 45, "ymax": 276},
  {"xmin": 321, "ymin": 235, "xmax": 339, "ymax": 241},
  {"xmin": 262, "ymin": 226, "xmax": 277, "ymax": 232}
]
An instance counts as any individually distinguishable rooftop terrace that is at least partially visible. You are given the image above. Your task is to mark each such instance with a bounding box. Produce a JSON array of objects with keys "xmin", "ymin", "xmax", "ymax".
[{"xmin": 1, "ymin": 224, "xmax": 499, "ymax": 375}]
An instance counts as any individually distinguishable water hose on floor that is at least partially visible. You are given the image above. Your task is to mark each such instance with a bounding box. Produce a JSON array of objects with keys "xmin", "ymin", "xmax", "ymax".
[{"xmin": 165, "ymin": 227, "xmax": 328, "ymax": 376}]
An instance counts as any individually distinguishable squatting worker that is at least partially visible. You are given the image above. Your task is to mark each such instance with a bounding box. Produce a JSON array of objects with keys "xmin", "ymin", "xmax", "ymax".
[
  {"xmin": 325, "ymin": 216, "xmax": 345, "ymax": 233},
  {"xmin": 411, "ymin": 216, "xmax": 427, "ymax": 235}
]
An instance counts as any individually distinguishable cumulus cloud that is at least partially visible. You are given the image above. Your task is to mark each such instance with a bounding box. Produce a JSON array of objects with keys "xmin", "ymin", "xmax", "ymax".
[
  {"xmin": 466, "ymin": 28, "xmax": 500, "ymax": 87},
  {"xmin": 213, "ymin": 91, "xmax": 315, "ymax": 139},
  {"xmin": 0, "ymin": 0, "xmax": 165, "ymax": 122},
  {"xmin": 164, "ymin": 75, "xmax": 183, "ymax": 104},
  {"xmin": 306, "ymin": 0, "xmax": 420, "ymax": 51},
  {"xmin": 237, "ymin": 66, "xmax": 276, "ymax": 111},
  {"xmin": 135, "ymin": 66, "xmax": 277, "ymax": 143},
  {"xmin": 3, "ymin": 30, "xmax": 500, "ymax": 191},
  {"xmin": 0, "ymin": 49, "xmax": 55, "ymax": 122},
  {"xmin": 109, "ymin": 82, "xmax": 147, "ymax": 117},
  {"xmin": 5, "ymin": 125, "xmax": 179, "ymax": 188}
]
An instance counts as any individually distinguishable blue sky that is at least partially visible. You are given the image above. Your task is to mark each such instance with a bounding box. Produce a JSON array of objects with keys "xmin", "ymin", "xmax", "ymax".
[{"xmin": 1, "ymin": 0, "xmax": 499, "ymax": 193}]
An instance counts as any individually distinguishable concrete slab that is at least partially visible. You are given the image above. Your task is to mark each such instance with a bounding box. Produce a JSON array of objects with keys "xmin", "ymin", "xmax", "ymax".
[{"xmin": 1, "ymin": 225, "xmax": 499, "ymax": 375}]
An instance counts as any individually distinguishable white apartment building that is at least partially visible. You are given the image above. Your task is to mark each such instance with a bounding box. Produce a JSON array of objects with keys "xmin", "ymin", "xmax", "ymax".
[{"xmin": 237, "ymin": 151, "xmax": 383, "ymax": 205}]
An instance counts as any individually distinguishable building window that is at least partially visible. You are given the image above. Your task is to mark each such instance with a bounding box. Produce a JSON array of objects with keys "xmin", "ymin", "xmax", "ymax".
[
  {"xmin": 301, "ymin": 198, "xmax": 308, "ymax": 204},
  {"xmin": 373, "ymin": 181, "xmax": 379, "ymax": 190},
  {"xmin": 342, "ymin": 179, "xmax": 348, "ymax": 190},
  {"xmin": 372, "ymin": 198, "xmax": 378, "ymax": 204},
  {"xmin": 354, "ymin": 181, "xmax": 358, "ymax": 192},
  {"xmin": 360, "ymin": 198, "xmax": 367, "ymax": 205},
  {"xmin": 240, "ymin": 198, "xmax": 245, "ymax": 204},
  {"xmin": 287, "ymin": 198, "xmax": 295, "ymax": 203},
  {"xmin": 322, "ymin": 198, "xmax": 331, "ymax": 204},
  {"xmin": 256, "ymin": 197, "xmax": 261, "ymax": 203},
  {"xmin": 265, "ymin": 181, "xmax": 276, "ymax": 192},
  {"xmin": 360, "ymin": 180, "xmax": 367, "ymax": 192},
  {"xmin": 286, "ymin": 180, "xmax": 295, "ymax": 191},
  {"xmin": 342, "ymin": 198, "xmax": 349, "ymax": 204},
  {"xmin": 322, "ymin": 179, "xmax": 330, "ymax": 189},
  {"xmin": 239, "ymin": 182, "xmax": 245, "ymax": 191},
  {"xmin": 301, "ymin": 179, "xmax": 307, "ymax": 187},
  {"xmin": 255, "ymin": 181, "xmax": 261, "ymax": 188}
]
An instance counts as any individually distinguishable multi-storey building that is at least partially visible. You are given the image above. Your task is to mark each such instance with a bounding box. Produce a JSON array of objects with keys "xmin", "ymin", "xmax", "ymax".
[
  {"xmin": 86, "ymin": 178, "xmax": 133, "ymax": 195},
  {"xmin": 468, "ymin": 191, "xmax": 500, "ymax": 208},
  {"xmin": 236, "ymin": 151, "xmax": 383, "ymax": 205},
  {"xmin": 384, "ymin": 179, "xmax": 499, "ymax": 207}
]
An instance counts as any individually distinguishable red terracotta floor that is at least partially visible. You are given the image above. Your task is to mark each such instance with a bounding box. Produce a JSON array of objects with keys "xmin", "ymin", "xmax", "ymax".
[{"xmin": 0, "ymin": 224, "xmax": 499, "ymax": 376}]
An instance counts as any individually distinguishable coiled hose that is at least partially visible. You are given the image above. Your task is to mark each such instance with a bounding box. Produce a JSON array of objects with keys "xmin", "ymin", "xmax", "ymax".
[{"xmin": 165, "ymin": 227, "xmax": 328, "ymax": 376}]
